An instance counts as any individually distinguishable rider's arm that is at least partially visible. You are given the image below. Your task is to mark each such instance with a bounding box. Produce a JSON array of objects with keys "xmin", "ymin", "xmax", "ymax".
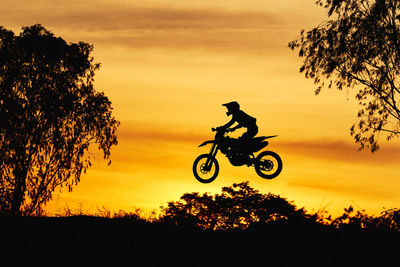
[
  {"xmin": 221, "ymin": 118, "xmax": 235, "ymax": 129},
  {"xmin": 231, "ymin": 124, "xmax": 242, "ymax": 130}
]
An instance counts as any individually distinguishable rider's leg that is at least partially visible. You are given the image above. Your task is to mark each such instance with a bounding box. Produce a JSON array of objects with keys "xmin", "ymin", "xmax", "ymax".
[
  {"xmin": 239, "ymin": 126, "xmax": 258, "ymax": 166},
  {"xmin": 239, "ymin": 125, "xmax": 258, "ymax": 143}
]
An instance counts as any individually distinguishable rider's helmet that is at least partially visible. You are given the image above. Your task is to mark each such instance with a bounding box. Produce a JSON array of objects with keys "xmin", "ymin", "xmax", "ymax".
[{"xmin": 222, "ymin": 101, "xmax": 240, "ymax": 116}]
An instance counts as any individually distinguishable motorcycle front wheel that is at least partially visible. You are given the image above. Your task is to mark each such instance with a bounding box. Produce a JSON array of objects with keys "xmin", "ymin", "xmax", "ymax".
[
  {"xmin": 254, "ymin": 151, "xmax": 282, "ymax": 179},
  {"xmin": 193, "ymin": 154, "xmax": 219, "ymax": 183}
]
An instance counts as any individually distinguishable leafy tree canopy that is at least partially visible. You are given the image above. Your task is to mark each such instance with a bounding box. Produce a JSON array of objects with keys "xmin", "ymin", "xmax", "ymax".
[
  {"xmin": 161, "ymin": 182, "xmax": 400, "ymax": 233},
  {"xmin": 289, "ymin": 0, "xmax": 400, "ymax": 152},
  {"xmin": 161, "ymin": 182, "xmax": 306, "ymax": 230},
  {"xmin": 0, "ymin": 24, "xmax": 119, "ymax": 216}
]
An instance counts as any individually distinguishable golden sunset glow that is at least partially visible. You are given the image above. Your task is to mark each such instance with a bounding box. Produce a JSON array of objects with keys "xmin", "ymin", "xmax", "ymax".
[{"xmin": 4, "ymin": 0, "xmax": 400, "ymax": 216}]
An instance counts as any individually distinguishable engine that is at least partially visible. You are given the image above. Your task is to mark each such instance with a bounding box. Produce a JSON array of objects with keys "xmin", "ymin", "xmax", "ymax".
[{"xmin": 227, "ymin": 151, "xmax": 248, "ymax": 166}]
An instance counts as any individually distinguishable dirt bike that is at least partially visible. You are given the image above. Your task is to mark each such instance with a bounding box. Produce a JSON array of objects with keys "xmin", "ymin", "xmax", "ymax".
[{"xmin": 193, "ymin": 127, "xmax": 283, "ymax": 183}]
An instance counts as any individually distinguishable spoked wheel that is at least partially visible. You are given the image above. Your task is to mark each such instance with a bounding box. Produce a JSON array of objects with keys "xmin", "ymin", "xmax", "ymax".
[
  {"xmin": 254, "ymin": 151, "xmax": 282, "ymax": 179},
  {"xmin": 193, "ymin": 154, "xmax": 219, "ymax": 183}
]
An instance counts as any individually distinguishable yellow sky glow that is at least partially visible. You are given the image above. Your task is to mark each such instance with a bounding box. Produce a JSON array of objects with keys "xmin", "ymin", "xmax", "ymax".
[{"xmin": 3, "ymin": 0, "xmax": 400, "ymax": 216}]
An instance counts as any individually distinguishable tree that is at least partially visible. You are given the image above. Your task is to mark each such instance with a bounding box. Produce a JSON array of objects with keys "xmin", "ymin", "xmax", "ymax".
[
  {"xmin": 289, "ymin": 0, "xmax": 400, "ymax": 152},
  {"xmin": 0, "ymin": 25, "xmax": 119, "ymax": 216},
  {"xmin": 161, "ymin": 182, "xmax": 305, "ymax": 230}
]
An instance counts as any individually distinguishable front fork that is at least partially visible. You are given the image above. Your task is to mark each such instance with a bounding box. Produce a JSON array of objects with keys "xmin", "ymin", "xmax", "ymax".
[{"xmin": 205, "ymin": 143, "xmax": 218, "ymax": 170}]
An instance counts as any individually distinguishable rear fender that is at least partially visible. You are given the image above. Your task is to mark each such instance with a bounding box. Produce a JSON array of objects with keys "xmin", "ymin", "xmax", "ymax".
[
  {"xmin": 264, "ymin": 135, "xmax": 278, "ymax": 140},
  {"xmin": 198, "ymin": 140, "xmax": 215, "ymax": 147}
]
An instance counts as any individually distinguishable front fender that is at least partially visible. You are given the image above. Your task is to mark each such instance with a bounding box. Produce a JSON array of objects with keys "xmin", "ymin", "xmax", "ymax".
[{"xmin": 198, "ymin": 140, "xmax": 215, "ymax": 147}]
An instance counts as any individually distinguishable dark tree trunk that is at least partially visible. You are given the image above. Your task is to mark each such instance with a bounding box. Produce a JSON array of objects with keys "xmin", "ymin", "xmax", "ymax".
[{"xmin": 10, "ymin": 152, "xmax": 27, "ymax": 216}]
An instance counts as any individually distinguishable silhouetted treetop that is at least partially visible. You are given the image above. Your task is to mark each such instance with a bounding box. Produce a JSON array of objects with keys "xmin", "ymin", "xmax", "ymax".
[
  {"xmin": 161, "ymin": 182, "xmax": 306, "ymax": 230},
  {"xmin": 160, "ymin": 181, "xmax": 400, "ymax": 235},
  {"xmin": 0, "ymin": 24, "xmax": 119, "ymax": 216},
  {"xmin": 289, "ymin": 0, "xmax": 400, "ymax": 152}
]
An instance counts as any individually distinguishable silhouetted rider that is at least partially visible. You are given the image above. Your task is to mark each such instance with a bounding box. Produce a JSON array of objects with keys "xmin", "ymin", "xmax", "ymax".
[{"xmin": 219, "ymin": 101, "xmax": 258, "ymax": 143}]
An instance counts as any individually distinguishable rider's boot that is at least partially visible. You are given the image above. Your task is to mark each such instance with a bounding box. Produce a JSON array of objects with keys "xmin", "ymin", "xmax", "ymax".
[{"xmin": 237, "ymin": 138, "xmax": 252, "ymax": 166}]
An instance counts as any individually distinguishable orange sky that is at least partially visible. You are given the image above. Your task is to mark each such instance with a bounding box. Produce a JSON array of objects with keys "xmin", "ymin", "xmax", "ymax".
[{"xmin": 4, "ymin": 0, "xmax": 400, "ymax": 216}]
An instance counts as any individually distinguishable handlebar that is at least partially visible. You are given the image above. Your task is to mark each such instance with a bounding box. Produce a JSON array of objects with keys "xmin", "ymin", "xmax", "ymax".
[
  {"xmin": 212, "ymin": 127, "xmax": 231, "ymax": 133},
  {"xmin": 212, "ymin": 127, "xmax": 224, "ymax": 132}
]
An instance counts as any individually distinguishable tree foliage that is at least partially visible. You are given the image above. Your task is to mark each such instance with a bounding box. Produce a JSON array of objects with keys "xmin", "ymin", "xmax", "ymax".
[
  {"xmin": 289, "ymin": 0, "xmax": 400, "ymax": 152},
  {"xmin": 161, "ymin": 182, "xmax": 400, "ymax": 233},
  {"xmin": 0, "ymin": 25, "xmax": 119, "ymax": 215},
  {"xmin": 161, "ymin": 182, "xmax": 306, "ymax": 230},
  {"xmin": 323, "ymin": 205, "xmax": 400, "ymax": 233}
]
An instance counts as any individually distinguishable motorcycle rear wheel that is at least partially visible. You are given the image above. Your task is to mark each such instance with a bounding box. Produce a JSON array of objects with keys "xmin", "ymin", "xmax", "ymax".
[
  {"xmin": 193, "ymin": 154, "xmax": 219, "ymax": 183},
  {"xmin": 254, "ymin": 151, "xmax": 282, "ymax": 179}
]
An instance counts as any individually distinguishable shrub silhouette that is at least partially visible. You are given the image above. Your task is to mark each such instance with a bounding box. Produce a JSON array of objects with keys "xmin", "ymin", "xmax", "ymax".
[
  {"xmin": 160, "ymin": 181, "xmax": 307, "ymax": 230},
  {"xmin": 328, "ymin": 205, "xmax": 400, "ymax": 233},
  {"xmin": 2, "ymin": 182, "xmax": 400, "ymax": 267},
  {"xmin": 160, "ymin": 182, "xmax": 400, "ymax": 236}
]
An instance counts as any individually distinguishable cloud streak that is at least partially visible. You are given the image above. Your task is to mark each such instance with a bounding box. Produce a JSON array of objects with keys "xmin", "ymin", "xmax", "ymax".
[
  {"xmin": 277, "ymin": 140, "xmax": 400, "ymax": 165},
  {"xmin": 1, "ymin": 1, "xmax": 297, "ymax": 53},
  {"xmin": 2, "ymin": 1, "xmax": 282, "ymax": 31},
  {"xmin": 118, "ymin": 127, "xmax": 205, "ymax": 145},
  {"xmin": 288, "ymin": 177, "xmax": 398, "ymax": 200},
  {"xmin": 118, "ymin": 127, "xmax": 400, "ymax": 165}
]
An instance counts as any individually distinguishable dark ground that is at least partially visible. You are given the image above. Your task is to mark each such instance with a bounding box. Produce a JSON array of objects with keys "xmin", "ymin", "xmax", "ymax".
[{"xmin": 1, "ymin": 216, "xmax": 400, "ymax": 267}]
